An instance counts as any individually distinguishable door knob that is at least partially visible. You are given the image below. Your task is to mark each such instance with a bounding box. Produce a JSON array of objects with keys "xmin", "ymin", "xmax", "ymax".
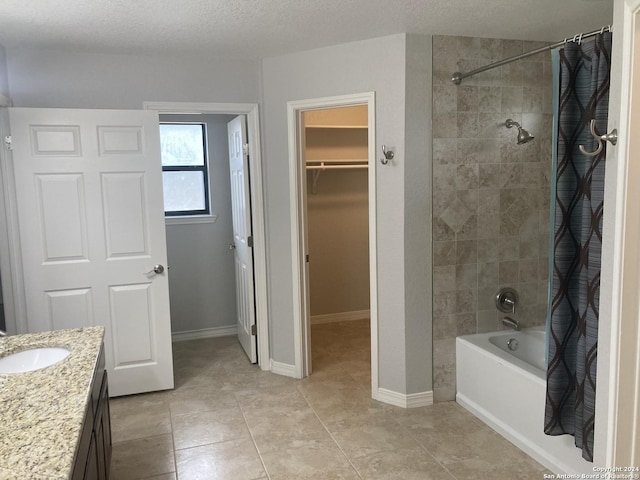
[{"xmin": 146, "ymin": 264, "xmax": 165, "ymax": 275}]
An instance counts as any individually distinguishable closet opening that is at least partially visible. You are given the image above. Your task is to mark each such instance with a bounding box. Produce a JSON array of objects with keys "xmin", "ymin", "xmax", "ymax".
[
  {"xmin": 304, "ymin": 106, "xmax": 371, "ymax": 381},
  {"xmin": 287, "ymin": 92, "xmax": 378, "ymax": 394}
]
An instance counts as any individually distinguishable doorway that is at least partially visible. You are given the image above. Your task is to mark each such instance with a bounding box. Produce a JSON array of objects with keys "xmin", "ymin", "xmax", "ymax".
[
  {"xmin": 303, "ymin": 105, "xmax": 371, "ymax": 380},
  {"xmin": 287, "ymin": 92, "xmax": 378, "ymax": 394},
  {"xmin": 144, "ymin": 101, "xmax": 270, "ymax": 371}
]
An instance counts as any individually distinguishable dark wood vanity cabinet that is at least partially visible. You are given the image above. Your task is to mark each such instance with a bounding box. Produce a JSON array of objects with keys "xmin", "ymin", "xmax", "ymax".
[{"xmin": 72, "ymin": 345, "xmax": 112, "ymax": 480}]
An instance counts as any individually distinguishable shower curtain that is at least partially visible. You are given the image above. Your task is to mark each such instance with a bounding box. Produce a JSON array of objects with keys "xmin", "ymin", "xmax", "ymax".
[{"xmin": 544, "ymin": 31, "xmax": 612, "ymax": 463}]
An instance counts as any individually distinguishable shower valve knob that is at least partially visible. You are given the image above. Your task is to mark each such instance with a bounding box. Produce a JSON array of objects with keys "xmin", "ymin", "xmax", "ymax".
[{"xmin": 496, "ymin": 287, "xmax": 519, "ymax": 314}]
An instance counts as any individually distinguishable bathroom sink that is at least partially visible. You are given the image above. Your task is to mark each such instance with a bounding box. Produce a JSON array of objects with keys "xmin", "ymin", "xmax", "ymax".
[{"xmin": 0, "ymin": 347, "xmax": 71, "ymax": 374}]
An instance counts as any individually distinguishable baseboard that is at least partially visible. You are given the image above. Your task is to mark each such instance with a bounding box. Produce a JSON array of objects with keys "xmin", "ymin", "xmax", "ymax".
[
  {"xmin": 270, "ymin": 359, "xmax": 297, "ymax": 378},
  {"xmin": 374, "ymin": 388, "xmax": 434, "ymax": 408},
  {"xmin": 171, "ymin": 325, "xmax": 237, "ymax": 342},
  {"xmin": 310, "ymin": 309, "xmax": 370, "ymax": 325}
]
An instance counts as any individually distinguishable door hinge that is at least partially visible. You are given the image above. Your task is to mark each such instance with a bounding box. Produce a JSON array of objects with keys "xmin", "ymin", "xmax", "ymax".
[
  {"xmin": 247, "ymin": 235, "xmax": 253, "ymax": 248},
  {"xmin": 242, "ymin": 143, "xmax": 249, "ymax": 156},
  {"xmin": 306, "ymin": 254, "xmax": 310, "ymax": 263},
  {"xmin": 251, "ymin": 324, "xmax": 257, "ymax": 336},
  {"xmin": 4, "ymin": 136, "xmax": 12, "ymax": 151}
]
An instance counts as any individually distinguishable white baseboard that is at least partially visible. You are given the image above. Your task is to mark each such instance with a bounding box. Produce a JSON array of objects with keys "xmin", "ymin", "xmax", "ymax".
[
  {"xmin": 172, "ymin": 325, "xmax": 237, "ymax": 342},
  {"xmin": 310, "ymin": 309, "xmax": 370, "ymax": 325},
  {"xmin": 375, "ymin": 388, "xmax": 434, "ymax": 408},
  {"xmin": 270, "ymin": 359, "xmax": 298, "ymax": 378}
]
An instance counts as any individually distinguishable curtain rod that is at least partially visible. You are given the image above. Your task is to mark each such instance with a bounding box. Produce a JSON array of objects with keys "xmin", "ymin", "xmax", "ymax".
[{"xmin": 451, "ymin": 25, "xmax": 612, "ymax": 85}]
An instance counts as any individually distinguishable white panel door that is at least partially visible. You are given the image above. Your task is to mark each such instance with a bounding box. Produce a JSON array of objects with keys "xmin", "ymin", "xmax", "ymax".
[
  {"xmin": 9, "ymin": 108, "xmax": 174, "ymax": 396},
  {"xmin": 227, "ymin": 115, "xmax": 257, "ymax": 363}
]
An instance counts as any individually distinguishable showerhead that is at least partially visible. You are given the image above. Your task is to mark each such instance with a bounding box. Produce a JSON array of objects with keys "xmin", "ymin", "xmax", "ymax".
[{"xmin": 504, "ymin": 119, "xmax": 535, "ymax": 145}]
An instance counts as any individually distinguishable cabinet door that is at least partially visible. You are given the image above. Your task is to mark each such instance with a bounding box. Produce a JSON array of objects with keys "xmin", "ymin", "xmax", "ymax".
[
  {"xmin": 95, "ymin": 419, "xmax": 106, "ymax": 480},
  {"xmin": 83, "ymin": 432, "xmax": 99, "ymax": 480},
  {"xmin": 95, "ymin": 372, "xmax": 112, "ymax": 480},
  {"xmin": 102, "ymin": 378, "xmax": 112, "ymax": 478},
  {"xmin": 72, "ymin": 403, "xmax": 93, "ymax": 480}
]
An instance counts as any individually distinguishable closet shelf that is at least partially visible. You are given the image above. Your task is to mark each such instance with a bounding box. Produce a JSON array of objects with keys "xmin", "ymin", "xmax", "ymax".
[
  {"xmin": 306, "ymin": 160, "xmax": 368, "ymax": 171},
  {"xmin": 305, "ymin": 124, "xmax": 367, "ymax": 129},
  {"xmin": 307, "ymin": 160, "xmax": 368, "ymax": 194},
  {"xmin": 306, "ymin": 158, "xmax": 369, "ymax": 170}
]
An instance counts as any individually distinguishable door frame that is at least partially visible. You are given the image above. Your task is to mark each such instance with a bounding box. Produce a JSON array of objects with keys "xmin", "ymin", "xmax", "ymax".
[
  {"xmin": 144, "ymin": 101, "xmax": 270, "ymax": 370},
  {"xmin": 287, "ymin": 92, "xmax": 378, "ymax": 389},
  {"xmin": 597, "ymin": 0, "xmax": 640, "ymax": 466},
  {"xmin": 0, "ymin": 106, "xmax": 25, "ymax": 336}
]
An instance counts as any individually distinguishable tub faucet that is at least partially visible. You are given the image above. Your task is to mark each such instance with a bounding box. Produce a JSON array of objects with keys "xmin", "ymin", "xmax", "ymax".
[{"xmin": 502, "ymin": 316, "xmax": 520, "ymax": 331}]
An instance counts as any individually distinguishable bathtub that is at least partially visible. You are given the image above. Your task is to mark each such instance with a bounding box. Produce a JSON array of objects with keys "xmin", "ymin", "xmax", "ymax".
[{"xmin": 456, "ymin": 328, "xmax": 594, "ymax": 474}]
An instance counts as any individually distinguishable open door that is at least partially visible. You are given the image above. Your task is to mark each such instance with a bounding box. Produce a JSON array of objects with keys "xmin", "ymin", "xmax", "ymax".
[
  {"xmin": 227, "ymin": 115, "xmax": 257, "ymax": 363},
  {"xmin": 8, "ymin": 107, "xmax": 174, "ymax": 396}
]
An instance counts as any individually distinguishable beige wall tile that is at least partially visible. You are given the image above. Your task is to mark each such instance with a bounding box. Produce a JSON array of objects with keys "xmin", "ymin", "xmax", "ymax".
[{"xmin": 433, "ymin": 34, "xmax": 552, "ymax": 402}]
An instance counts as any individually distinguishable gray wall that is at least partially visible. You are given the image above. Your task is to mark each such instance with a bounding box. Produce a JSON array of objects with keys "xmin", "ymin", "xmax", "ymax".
[
  {"xmin": 307, "ymin": 169, "xmax": 370, "ymax": 316},
  {"xmin": 5, "ymin": 48, "xmax": 260, "ymax": 108},
  {"xmin": 0, "ymin": 44, "xmax": 8, "ymax": 99},
  {"xmin": 4, "ymin": 36, "xmax": 435, "ymax": 397},
  {"xmin": 0, "ymin": 44, "xmax": 8, "ymax": 333},
  {"xmin": 404, "ymin": 34, "xmax": 433, "ymax": 396},
  {"xmin": 261, "ymin": 33, "xmax": 433, "ymax": 395},
  {"xmin": 162, "ymin": 114, "xmax": 237, "ymax": 334}
]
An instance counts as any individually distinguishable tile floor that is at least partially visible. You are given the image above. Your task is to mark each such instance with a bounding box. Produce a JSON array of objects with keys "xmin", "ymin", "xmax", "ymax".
[{"xmin": 109, "ymin": 319, "xmax": 550, "ymax": 479}]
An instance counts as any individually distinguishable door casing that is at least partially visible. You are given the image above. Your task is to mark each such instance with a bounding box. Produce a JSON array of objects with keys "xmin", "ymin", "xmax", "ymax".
[
  {"xmin": 144, "ymin": 102, "xmax": 269, "ymax": 371},
  {"xmin": 287, "ymin": 92, "xmax": 378, "ymax": 392},
  {"xmin": 597, "ymin": 0, "xmax": 640, "ymax": 466}
]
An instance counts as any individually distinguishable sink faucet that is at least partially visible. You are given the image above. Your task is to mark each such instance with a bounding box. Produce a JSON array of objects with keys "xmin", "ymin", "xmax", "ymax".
[{"xmin": 502, "ymin": 316, "xmax": 520, "ymax": 331}]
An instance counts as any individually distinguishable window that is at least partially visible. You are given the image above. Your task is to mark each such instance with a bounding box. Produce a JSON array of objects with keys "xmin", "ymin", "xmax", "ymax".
[{"xmin": 159, "ymin": 123, "xmax": 210, "ymax": 216}]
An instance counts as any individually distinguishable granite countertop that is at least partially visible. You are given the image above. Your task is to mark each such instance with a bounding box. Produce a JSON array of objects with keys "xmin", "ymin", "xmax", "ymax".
[{"xmin": 0, "ymin": 326, "xmax": 105, "ymax": 480}]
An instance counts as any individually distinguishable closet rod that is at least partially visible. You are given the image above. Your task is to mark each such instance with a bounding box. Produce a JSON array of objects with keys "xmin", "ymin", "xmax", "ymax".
[
  {"xmin": 451, "ymin": 25, "xmax": 612, "ymax": 85},
  {"xmin": 306, "ymin": 164, "xmax": 368, "ymax": 170}
]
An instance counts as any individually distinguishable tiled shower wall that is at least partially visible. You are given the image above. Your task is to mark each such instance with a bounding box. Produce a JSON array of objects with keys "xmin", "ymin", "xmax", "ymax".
[{"xmin": 432, "ymin": 36, "xmax": 553, "ymax": 401}]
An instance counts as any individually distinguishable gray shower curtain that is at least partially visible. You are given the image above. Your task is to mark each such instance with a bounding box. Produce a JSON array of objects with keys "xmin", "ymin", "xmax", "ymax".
[{"xmin": 544, "ymin": 32, "xmax": 612, "ymax": 462}]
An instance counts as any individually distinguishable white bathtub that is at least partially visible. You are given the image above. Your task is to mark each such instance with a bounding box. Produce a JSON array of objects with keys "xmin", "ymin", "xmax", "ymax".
[{"xmin": 456, "ymin": 328, "xmax": 595, "ymax": 474}]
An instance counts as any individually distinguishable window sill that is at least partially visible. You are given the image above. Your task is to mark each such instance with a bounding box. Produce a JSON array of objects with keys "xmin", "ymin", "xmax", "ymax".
[{"xmin": 165, "ymin": 214, "xmax": 218, "ymax": 226}]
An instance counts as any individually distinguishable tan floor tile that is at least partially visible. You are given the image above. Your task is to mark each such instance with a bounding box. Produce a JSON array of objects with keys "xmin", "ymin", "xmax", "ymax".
[
  {"xmin": 393, "ymin": 401, "xmax": 484, "ymax": 435},
  {"xmin": 175, "ymin": 438, "xmax": 267, "ymax": 480},
  {"xmin": 173, "ymin": 363, "xmax": 228, "ymax": 390},
  {"xmin": 415, "ymin": 426, "xmax": 548, "ymax": 474},
  {"xmin": 244, "ymin": 406, "xmax": 333, "ymax": 454},
  {"xmin": 110, "ymin": 434, "xmax": 175, "ymax": 480},
  {"xmin": 261, "ymin": 443, "xmax": 360, "ymax": 480},
  {"xmin": 328, "ymin": 417, "xmax": 419, "ymax": 460},
  {"xmin": 110, "ymin": 329, "xmax": 549, "ymax": 480},
  {"xmin": 349, "ymin": 369, "xmax": 372, "ymax": 388},
  {"xmin": 110, "ymin": 393, "xmax": 172, "ymax": 443},
  {"xmin": 235, "ymin": 384, "xmax": 308, "ymax": 412},
  {"xmin": 141, "ymin": 474, "xmax": 176, "ymax": 480},
  {"xmin": 297, "ymin": 369, "xmax": 362, "ymax": 391},
  {"xmin": 168, "ymin": 384, "xmax": 238, "ymax": 416},
  {"xmin": 307, "ymin": 391, "xmax": 396, "ymax": 425},
  {"xmin": 444, "ymin": 455, "xmax": 549, "ymax": 480},
  {"xmin": 351, "ymin": 445, "xmax": 457, "ymax": 480},
  {"xmin": 172, "ymin": 406, "xmax": 250, "ymax": 450}
]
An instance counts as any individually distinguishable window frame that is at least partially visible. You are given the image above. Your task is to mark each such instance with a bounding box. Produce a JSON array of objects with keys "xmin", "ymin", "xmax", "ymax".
[{"xmin": 159, "ymin": 121, "xmax": 211, "ymax": 218}]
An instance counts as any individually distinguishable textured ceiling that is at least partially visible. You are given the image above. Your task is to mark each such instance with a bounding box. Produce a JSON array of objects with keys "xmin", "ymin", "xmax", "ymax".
[{"xmin": 0, "ymin": 0, "xmax": 614, "ymax": 59}]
